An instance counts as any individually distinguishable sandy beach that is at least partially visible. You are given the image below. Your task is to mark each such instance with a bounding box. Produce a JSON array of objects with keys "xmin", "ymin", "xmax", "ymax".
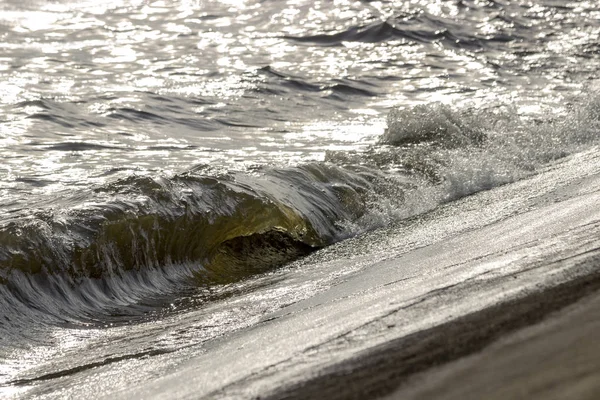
[{"xmin": 269, "ymin": 263, "xmax": 600, "ymax": 399}]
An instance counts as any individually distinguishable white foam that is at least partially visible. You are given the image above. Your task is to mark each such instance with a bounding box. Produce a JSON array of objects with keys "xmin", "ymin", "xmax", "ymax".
[{"xmin": 357, "ymin": 93, "xmax": 600, "ymax": 228}]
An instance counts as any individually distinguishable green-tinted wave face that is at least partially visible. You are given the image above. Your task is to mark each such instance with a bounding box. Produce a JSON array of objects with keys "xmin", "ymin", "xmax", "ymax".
[
  {"xmin": 0, "ymin": 162, "xmax": 373, "ymax": 328},
  {"xmin": 199, "ymin": 229, "xmax": 315, "ymax": 285},
  {"xmin": 0, "ymin": 163, "xmax": 370, "ymax": 287}
]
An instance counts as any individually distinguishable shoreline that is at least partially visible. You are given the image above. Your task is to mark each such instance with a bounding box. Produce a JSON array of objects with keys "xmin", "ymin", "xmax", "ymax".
[
  {"xmin": 105, "ymin": 152, "xmax": 600, "ymax": 400},
  {"xmin": 11, "ymin": 151, "xmax": 600, "ymax": 400}
]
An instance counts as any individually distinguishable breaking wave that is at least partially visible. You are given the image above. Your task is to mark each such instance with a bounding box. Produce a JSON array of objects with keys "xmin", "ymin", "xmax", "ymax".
[{"xmin": 1, "ymin": 93, "xmax": 599, "ymax": 331}]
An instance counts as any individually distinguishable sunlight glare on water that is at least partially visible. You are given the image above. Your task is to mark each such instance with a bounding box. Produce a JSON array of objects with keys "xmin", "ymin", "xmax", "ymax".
[{"xmin": 0, "ymin": 0, "xmax": 599, "ymax": 396}]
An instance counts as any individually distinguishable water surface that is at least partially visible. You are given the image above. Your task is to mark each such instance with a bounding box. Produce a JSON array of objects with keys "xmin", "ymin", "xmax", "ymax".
[{"xmin": 0, "ymin": 0, "xmax": 599, "ymax": 397}]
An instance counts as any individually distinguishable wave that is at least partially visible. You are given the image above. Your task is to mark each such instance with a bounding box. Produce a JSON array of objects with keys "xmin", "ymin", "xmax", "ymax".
[
  {"xmin": 257, "ymin": 66, "xmax": 379, "ymax": 100},
  {"xmin": 285, "ymin": 19, "xmax": 442, "ymax": 45},
  {"xmin": 1, "ymin": 93, "xmax": 599, "ymax": 330},
  {"xmin": 284, "ymin": 12, "xmax": 518, "ymax": 49},
  {"xmin": 0, "ymin": 164, "xmax": 370, "ymax": 331}
]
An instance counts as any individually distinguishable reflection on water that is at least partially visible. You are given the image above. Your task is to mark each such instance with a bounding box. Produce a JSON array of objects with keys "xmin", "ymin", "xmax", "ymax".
[
  {"xmin": 1, "ymin": 0, "xmax": 598, "ymax": 212},
  {"xmin": 0, "ymin": 0, "xmax": 599, "ymax": 396}
]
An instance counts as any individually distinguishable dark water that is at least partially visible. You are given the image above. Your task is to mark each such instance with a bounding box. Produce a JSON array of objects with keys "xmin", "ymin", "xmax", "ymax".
[{"xmin": 0, "ymin": 0, "xmax": 599, "ymax": 395}]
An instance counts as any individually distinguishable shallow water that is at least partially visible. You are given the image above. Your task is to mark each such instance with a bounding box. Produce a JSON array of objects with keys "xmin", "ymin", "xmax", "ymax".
[{"xmin": 0, "ymin": 0, "xmax": 599, "ymax": 397}]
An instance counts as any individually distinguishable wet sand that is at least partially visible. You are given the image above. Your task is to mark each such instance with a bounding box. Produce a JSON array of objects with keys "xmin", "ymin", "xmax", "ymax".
[
  {"xmin": 390, "ymin": 286, "xmax": 600, "ymax": 400},
  {"xmin": 267, "ymin": 262, "xmax": 600, "ymax": 400}
]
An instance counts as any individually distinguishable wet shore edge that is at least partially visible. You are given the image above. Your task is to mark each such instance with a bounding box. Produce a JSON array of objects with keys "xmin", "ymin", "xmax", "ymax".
[{"xmin": 264, "ymin": 250, "xmax": 600, "ymax": 400}]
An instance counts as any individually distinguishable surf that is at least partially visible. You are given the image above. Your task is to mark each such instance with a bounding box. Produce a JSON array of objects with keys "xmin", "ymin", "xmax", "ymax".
[{"xmin": 0, "ymin": 93, "xmax": 598, "ymax": 335}]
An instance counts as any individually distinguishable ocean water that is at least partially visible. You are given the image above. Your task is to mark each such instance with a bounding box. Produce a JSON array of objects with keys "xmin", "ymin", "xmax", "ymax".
[{"xmin": 0, "ymin": 0, "xmax": 599, "ymax": 397}]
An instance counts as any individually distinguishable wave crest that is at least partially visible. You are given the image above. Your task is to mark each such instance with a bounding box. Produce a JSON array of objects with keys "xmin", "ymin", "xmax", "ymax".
[{"xmin": 380, "ymin": 103, "xmax": 487, "ymax": 147}]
